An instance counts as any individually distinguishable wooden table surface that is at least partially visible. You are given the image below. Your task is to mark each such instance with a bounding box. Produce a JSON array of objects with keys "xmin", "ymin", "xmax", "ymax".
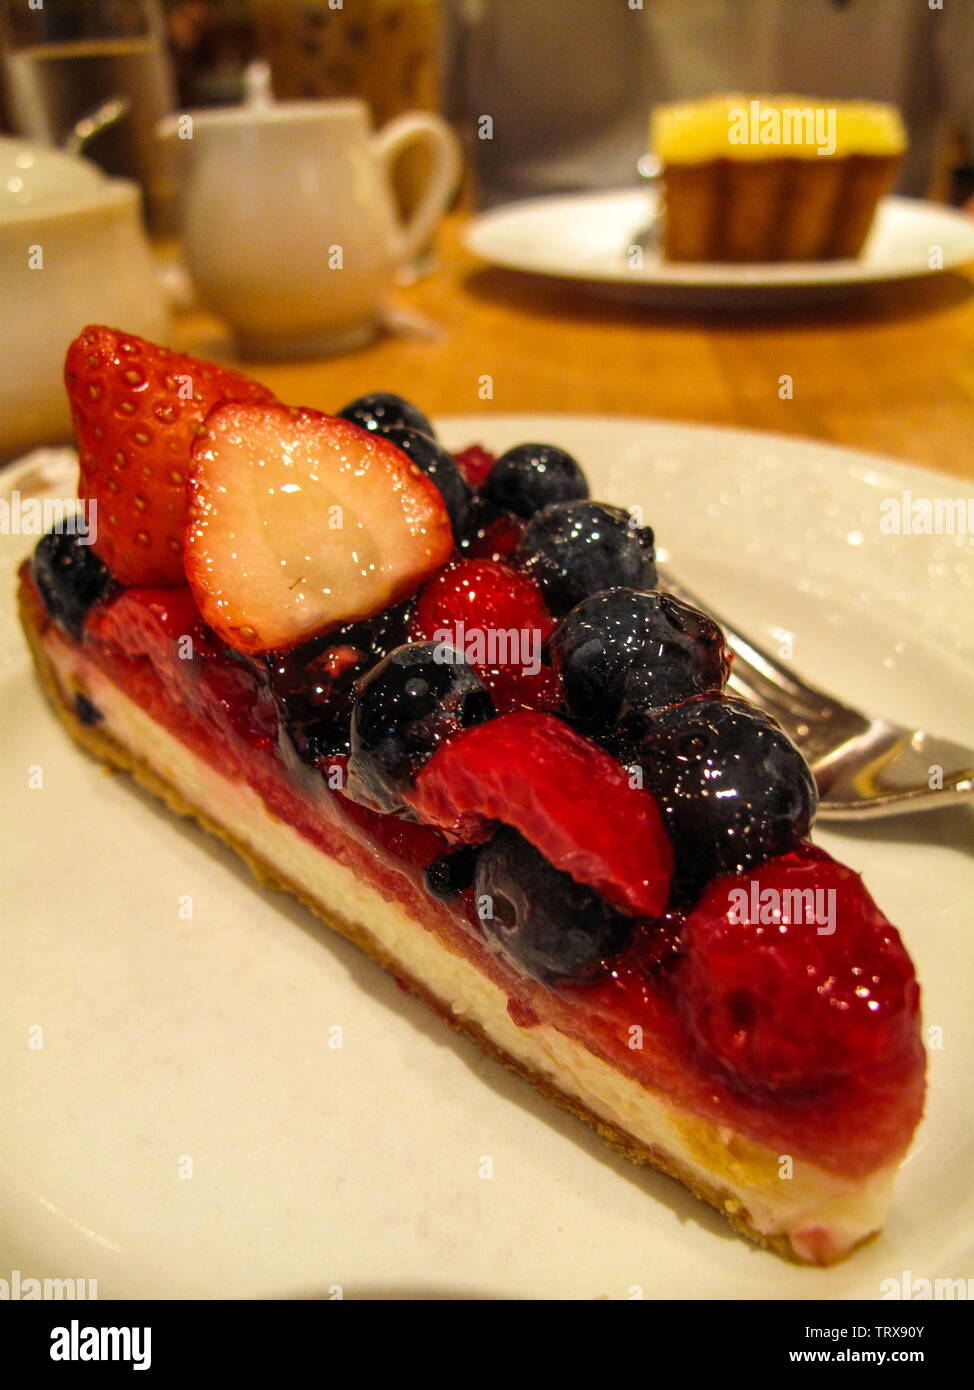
[{"xmin": 173, "ymin": 214, "xmax": 974, "ymax": 484}]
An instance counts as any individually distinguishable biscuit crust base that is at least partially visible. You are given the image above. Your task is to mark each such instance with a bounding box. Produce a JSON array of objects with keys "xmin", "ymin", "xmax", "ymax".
[{"xmin": 19, "ymin": 575, "xmax": 872, "ymax": 1267}]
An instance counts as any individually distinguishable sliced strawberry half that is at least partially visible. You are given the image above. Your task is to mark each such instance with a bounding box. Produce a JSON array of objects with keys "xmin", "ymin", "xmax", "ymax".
[
  {"xmin": 404, "ymin": 710, "xmax": 673, "ymax": 917},
  {"xmin": 185, "ymin": 403, "xmax": 454, "ymax": 654},
  {"xmin": 66, "ymin": 325, "xmax": 276, "ymax": 586}
]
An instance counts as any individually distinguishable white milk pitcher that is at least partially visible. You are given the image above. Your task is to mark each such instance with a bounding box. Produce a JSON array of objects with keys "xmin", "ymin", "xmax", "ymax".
[{"xmin": 159, "ymin": 97, "xmax": 461, "ymax": 356}]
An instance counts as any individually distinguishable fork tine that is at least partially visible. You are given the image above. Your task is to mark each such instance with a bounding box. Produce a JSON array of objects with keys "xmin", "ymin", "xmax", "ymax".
[
  {"xmin": 655, "ymin": 565, "xmax": 974, "ymax": 815},
  {"xmin": 657, "ymin": 566, "xmax": 869, "ymax": 753}
]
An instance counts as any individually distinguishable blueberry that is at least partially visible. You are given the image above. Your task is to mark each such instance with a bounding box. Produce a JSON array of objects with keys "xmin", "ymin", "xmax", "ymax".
[
  {"xmin": 265, "ymin": 602, "xmax": 412, "ymax": 764},
  {"xmin": 484, "ymin": 443, "xmax": 589, "ymax": 518},
  {"xmin": 381, "ymin": 426, "xmax": 472, "ymax": 542},
  {"xmin": 338, "ymin": 391, "xmax": 435, "ymax": 440},
  {"xmin": 455, "ymin": 494, "xmax": 502, "ymax": 552},
  {"xmin": 30, "ymin": 530, "xmax": 117, "ymax": 640},
  {"xmin": 473, "ymin": 826, "xmax": 636, "ymax": 984},
  {"xmin": 424, "ymin": 844, "xmax": 481, "ymax": 902},
  {"xmin": 632, "ymin": 698, "xmax": 818, "ymax": 899},
  {"xmin": 547, "ymin": 589, "xmax": 729, "ymax": 736},
  {"xmin": 347, "ymin": 641, "xmax": 495, "ymax": 812},
  {"xmin": 514, "ymin": 501, "xmax": 656, "ymax": 615}
]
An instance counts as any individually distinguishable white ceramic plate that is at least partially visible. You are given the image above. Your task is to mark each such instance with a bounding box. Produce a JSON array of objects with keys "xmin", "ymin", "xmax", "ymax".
[
  {"xmin": 465, "ymin": 191, "xmax": 974, "ymax": 304},
  {"xmin": 2, "ymin": 419, "xmax": 973, "ymax": 1300}
]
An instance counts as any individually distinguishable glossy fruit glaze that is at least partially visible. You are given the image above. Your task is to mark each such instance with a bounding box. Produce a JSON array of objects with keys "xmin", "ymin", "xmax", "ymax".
[{"xmin": 20, "ymin": 565, "xmax": 925, "ymax": 1180}]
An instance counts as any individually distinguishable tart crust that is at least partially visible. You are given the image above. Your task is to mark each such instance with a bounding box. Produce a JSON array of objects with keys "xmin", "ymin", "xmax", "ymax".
[
  {"xmin": 660, "ymin": 153, "xmax": 901, "ymax": 261},
  {"xmin": 18, "ymin": 574, "xmax": 884, "ymax": 1266}
]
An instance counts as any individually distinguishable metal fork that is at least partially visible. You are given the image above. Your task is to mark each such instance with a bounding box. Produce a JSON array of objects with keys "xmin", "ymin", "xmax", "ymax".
[{"xmin": 657, "ymin": 567, "xmax": 974, "ymax": 819}]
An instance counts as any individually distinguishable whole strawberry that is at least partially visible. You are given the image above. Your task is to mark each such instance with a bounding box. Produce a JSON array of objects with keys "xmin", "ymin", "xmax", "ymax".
[{"xmin": 66, "ymin": 325, "xmax": 275, "ymax": 586}]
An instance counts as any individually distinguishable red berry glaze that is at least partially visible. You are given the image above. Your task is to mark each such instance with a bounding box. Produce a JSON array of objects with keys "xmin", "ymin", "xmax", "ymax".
[
  {"xmin": 86, "ymin": 585, "xmax": 204, "ymax": 654},
  {"xmin": 405, "ymin": 710, "xmax": 673, "ymax": 918},
  {"xmin": 483, "ymin": 662, "xmax": 564, "ymax": 715},
  {"xmin": 67, "ymin": 325, "xmax": 276, "ymax": 586},
  {"xmin": 85, "ymin": 585, "xmax": 279, "ymax": 751},
  {"xmin": 678, "ymin": 847, "xmax": 923, "ymax": 1099}
]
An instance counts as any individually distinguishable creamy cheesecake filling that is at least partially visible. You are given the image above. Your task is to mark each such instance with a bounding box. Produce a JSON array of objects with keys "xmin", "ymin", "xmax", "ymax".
[{"xmin": 41, "ymin": 628, "xmax": 900, "ymax": 1264}]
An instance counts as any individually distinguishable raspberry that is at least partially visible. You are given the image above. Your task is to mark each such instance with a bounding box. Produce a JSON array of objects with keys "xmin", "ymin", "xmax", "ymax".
[
  {"xmin": 453, "ymin": 444, "xmax": 496, "ymax": 490},
  {"xmin": 462, "ymin": 508, "xmax": 525, "ymax": 562},
  {"xmin": 679, "ymin": 847, "xmax": 922, "ymax": 1098},
  {"xmin": 405, "ymin": 710, "xmax": 673, "ymax": 918},
  {"xmin": 410, "ymin": 558, "xmax": 560, "ymax": 713}
]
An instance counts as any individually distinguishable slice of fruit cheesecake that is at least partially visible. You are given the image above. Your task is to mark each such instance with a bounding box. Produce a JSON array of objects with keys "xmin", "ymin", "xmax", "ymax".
[{"xmin": 17, "ymin": 327, "xmax": 925, "ymax": 1265}]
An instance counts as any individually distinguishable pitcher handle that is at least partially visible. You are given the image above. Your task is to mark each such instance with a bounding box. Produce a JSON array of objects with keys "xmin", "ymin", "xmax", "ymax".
[{"xmin": 372, "ymin": 111, "xmax": 462, "ymax": 264}]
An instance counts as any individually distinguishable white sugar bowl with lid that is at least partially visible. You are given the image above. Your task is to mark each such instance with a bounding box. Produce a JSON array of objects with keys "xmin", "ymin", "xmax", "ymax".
[{"xmin": 0, "ymin": 137, "xmax": 169, "ymax": 462}]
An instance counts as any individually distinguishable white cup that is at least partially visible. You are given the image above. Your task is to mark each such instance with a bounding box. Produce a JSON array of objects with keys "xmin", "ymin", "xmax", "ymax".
[
  {"xmin": 159, "ymin": 98, "xmax": 461, "ymax": 357},
  {"xmin": 0, "ymin": 137, "xmax": 169, "ymax": 460}
]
